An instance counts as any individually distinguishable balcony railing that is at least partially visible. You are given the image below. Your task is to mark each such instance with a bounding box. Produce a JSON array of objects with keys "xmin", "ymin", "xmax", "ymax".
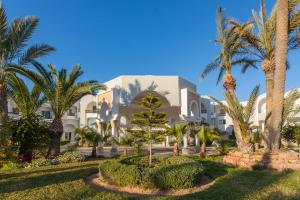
[
  {"xmin": 201, "ymin": 110, "xmax": 207, "ymax": 114},
  {"xmin": 85, "ymin": 109, "xmax": 98, "ymax": 113}
]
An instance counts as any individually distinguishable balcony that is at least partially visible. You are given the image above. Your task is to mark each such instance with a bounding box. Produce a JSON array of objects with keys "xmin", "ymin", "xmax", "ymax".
[{"xmin": 85, "ymin": 109, "xmax": 98, "ymax": 113}]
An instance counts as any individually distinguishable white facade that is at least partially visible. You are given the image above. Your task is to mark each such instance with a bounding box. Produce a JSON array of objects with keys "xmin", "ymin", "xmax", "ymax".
[{"xmin": 7, "ymin": 75, "xmax": 300, "ymax": 142}]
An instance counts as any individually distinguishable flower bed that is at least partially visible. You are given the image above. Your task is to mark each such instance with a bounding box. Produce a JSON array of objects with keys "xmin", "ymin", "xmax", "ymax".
[{"xmin": 98, "ymin": 156, "xmax": 203, "ymax": 189}]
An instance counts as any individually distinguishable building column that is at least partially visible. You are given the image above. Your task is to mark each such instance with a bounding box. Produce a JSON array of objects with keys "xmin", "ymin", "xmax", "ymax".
[
  {"xmin": 110, "ymin": 120, "xmax": 118, "ymax": 155},
  {"xmin": 194, "ymin": 134, "xmax": 200, "ymax": 153},
  {"xmin": 165, "ymin": 136, "xmax": 170, "ymax": 147},
  {"xmin": 96, "ymin": 120, "xmax": 104, "ymax": 153},
  {"xmin": 182, "ymin": 133, "xmax": 189, "ymax": 155}
]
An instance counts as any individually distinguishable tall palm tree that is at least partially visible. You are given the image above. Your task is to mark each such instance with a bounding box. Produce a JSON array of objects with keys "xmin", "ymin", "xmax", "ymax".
[
  {"xmin": 6, "ymin": 75, "xmax": 45, "ymax": 117},
  {"xmin": 271, "ymin": 0, "xmax": 289, "ymax": 151},
  {"xmin": 14, "ymin": 64, "xmax": 105, "ymax": 157},
  {"xmin": 201, "ymin": 7, "xmax": 257, "ymax": 151},
  {"xmin": 0, "ymin": 4, "xmax": 54, "ymax": 130},
  {"xmin": 197, "ymin": 126, "xmax": 221, "ymax": 157},
  {"xmin": 211, "ymin": 85, "xmax": 260, "ymax": 152},
  {"xmin": 230, "ymin": 0, "xmax": 300, "ymax": 150}
]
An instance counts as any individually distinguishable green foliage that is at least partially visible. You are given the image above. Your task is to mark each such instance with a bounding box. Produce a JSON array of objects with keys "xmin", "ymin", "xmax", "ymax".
[
  {"xmin": 8, "ymin": 114, "xmax": 50, "ymax": 161},
  {"xmin": 129, "ymin": 92, "xmax": 168, "ymax": 165},
  {"xmin": 99, "ymin": 156, "xmax": 203, "ymax": 189},
  {"xmin": 282, "ymin": 124, "xmax": 300, "ymax": 146},
  {"xmin": 0, "ymin": 161, "xmax": 19, "ymax": 172},
  {"xmin": 56, "ymin": 151, "xmax": 85, "ymax": 163},
  {"xmin": 27, "ymin": 151, "xmax": 84, "ymax": 168},
  {"xmin": 60, "ymin": 140, "xmax": 70, "ymax": 145},
  {"xmin": 166, "ymin": 123, "xmax": 187, "ymax": 144},
  {"xmin": 27, "ymin": 158, "xmax": 60, "ymax": 168},
  {"xmin": 211, "ymin": 85, "xmax": 260, "ymax": 141},
  {"xmin": 198, "ymin": 126, "xmax": 221, "ymax": 145},
  {"xmin": 7, "ymin": 75, "xmax": 46, "ymax": 117}
]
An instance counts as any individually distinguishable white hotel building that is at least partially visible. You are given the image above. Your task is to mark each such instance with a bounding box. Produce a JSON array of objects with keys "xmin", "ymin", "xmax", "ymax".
[{"xmin": 7, "ymin": 75, "xmax": 300, "ymax": 145}]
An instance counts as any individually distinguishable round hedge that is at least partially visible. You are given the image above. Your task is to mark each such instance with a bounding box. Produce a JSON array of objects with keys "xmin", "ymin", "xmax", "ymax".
[{"xmin": 99, "ymin": 156, "xmax": 203, "ymax": 189}]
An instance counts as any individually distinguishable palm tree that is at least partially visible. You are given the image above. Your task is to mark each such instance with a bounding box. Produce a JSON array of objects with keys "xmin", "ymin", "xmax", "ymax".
[
  {"xmin": 84, "ymin": 127, "xmax": 108, "ymax": 157},
  {"xmin": 6, "ymin": 75, "xmax": 45, "ymax": 117},
  {"xmin": 167, "ymin": 123, "xmax": 187, "ymax": 156},
  {"xmin": 211, "ymin": 85, "xmax": 260, "ymax": 152},
  {"xmin": 197, "ymin": 126, "xmax": 221, "ymax": 157},
  {"xmin": 0, "ymin": 4, "xmax": 54, "ymax": 130},
  {"xmin": 230, "ymin": 0, "xmax": 300, "ymax": 150},
  {"xmin": 200, "ymin": 7, "xmax": 257, "ymax": 92},
  {"xmin": 271, "ymin": 0, "xmax": 289, "ymax": 151},
  {"xmin": 201, "ymin": 7, "xmax": 257, "ymax": 152},
  {"xmin": 14, "ymin": 64, "xmax": 105, "ymax": 157}
]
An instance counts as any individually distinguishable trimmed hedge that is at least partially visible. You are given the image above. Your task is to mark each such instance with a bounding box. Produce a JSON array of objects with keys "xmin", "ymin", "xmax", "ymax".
[{"xmin": 99, "ymin": 156, "xmax": 203, "ymax": 189}]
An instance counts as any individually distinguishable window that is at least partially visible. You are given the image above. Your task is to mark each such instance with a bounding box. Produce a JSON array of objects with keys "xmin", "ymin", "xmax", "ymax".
[
  {"xmin": 42, "ymin": 111, "xmax": 51, "ymax": 119},
  {"xmin": 219, "ymin": 119, "xmax": 226, "ymax": 125},
  {"xmin": 68, "ymin": 109, "xmax": 75, "ymax": 116},
  {"xmin": 92, "ymin": 106, "xmax": 97, "ymax": 113}
]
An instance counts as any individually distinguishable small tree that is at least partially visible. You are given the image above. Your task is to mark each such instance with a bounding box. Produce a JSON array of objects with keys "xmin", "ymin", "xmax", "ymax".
[
  {"xmin": 282, "ymin": 124, "xmax": 300, "ymax": 146},
  {"xmin": 76, "ymin": 126, "xmax": 108, "ymax": 157},
  {"xmin": 9, "ymin": 114, "xmax": 50, "ymax": 162},
  {"xmin": 167, "ymin": 123, "xmax": 187, "ymax": 156},
  {"xmin": 131, "ymin": 92, "xmax": 168, "ymax": 166},
  {"xmin": 198, "ymin": 126, "xmax": 221, "ymax": 157}
]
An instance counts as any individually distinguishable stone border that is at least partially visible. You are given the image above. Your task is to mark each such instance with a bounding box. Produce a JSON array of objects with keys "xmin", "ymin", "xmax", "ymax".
[{"xmin": 85, "ymin": 173, "xmax": 215, "ymax": 197}]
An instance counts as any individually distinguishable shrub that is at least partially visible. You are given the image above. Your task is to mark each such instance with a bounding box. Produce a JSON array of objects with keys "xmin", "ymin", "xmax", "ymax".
[
  {"xmin": 60, "ymin": 140, "xmax": 70, "ymax": 145},
  {"xmin": 57, "ymin": 151, "xmax": 85, "ymax": 163},
  {"xmin": 0, "ymin": 161, "xmax": 19, "ymax": 172},
  {"xmin": 27, "ymin": 158, "xmax": 59, "ymax": 168},
  {"xmin": 99, "ymin": 156, "xmax": 203, "ymax": 189},
  {"xmin": 148, "ymin": 162, "xmax": 203, "ymax": 189},
  {"xmin": 99, "ymin": 160, "xmax": 142, "ymax": 186}
]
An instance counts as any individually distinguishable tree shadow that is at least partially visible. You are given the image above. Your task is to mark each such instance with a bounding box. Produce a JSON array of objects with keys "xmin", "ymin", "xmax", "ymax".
[
  {"xmin": 0, "ymin": 165, "xmax": 98, "ymax": 194},
  {"xmin": 117, "ymin": 79, "xmax": 169, "ymax": 106},
  {"xmin": 170, "ymin": 168, "xmax": 293, "ymax": 200},
  {"xmin": 0, "ymin": 162, "xmax": 98, "ymax": 179}
]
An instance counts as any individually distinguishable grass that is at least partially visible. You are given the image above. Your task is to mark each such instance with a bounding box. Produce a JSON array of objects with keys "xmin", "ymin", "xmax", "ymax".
[{"xmin": 1, "ymin": 157, "xmax": 300, "ymax": 200}]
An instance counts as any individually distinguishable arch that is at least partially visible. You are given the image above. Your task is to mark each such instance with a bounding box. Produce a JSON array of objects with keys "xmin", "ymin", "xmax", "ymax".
[
  {"xmin": 85, "ymin": 101, "xmax": 97, "ymax": 113},
  {"xmin": 190, "ymin": 100, "xmax": 199, "ymax": 118},
  {"xmin": 129, "ymin": 90, "xmax": 171, "ymax": 108},
  {"xmin": 201, "ymin": 103, "xmax": 207, "ymax": 113},
  {"xmin": 257, "ymin": 97, "xmax": 266, "ymax": 114}
]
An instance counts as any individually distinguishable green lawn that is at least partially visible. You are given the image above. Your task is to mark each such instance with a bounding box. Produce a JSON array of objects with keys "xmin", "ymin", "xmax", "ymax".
[{"xmin": 1, "ymin": 157, "xmax": 300, "ymax": 200}]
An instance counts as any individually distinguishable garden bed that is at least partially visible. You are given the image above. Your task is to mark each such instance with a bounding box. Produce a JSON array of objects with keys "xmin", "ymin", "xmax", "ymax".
[
  {"xmin": 98, "ymin": 156, "xmax": 205, "ymax": 190},
  {"xmin": 223, "ymin": 150, "xmax": 300, "ymax": 170}
]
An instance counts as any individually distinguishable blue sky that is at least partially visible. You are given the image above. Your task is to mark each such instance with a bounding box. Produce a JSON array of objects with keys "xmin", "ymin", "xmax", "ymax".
[{"xmin": 6, "ymin": 0, "xmax": 299, "ymax": 99}]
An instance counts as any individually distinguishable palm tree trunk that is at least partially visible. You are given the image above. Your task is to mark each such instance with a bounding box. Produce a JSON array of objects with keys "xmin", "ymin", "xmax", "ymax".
[
  {"xmin": 91, "ymin": 146, "xmax": 96, "ymax": 157},
  {"xmin": 0, "ymin": 83, "xmax": 8, "ymax": 132},
  {"xmin": 173, "ymin": 142, "xmax": 179, "ymax": 156},
  {"xmin": 47, "ymin": 117, "xmax": 64, "ymax": 158},
  {"xmin": 223, "ymin": 71, "xmax": 246, "ymax": 151},
  {"xmin": 200, "ymin": 142, "xmax": 206, "ymax": 157},
  {"xmin": 263, "ymin": 63, "xmax": 275, "ymax": 150},
  {"xmin": 271, "ymin": 0, "xmax": 288, "ymax": 151}
]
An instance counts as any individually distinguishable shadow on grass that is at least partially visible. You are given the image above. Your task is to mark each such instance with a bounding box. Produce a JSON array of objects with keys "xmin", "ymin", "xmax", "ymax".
[
  {"xmin": 0, "ymin": 162, "xmax": 98, "ymax": 179},
  {"xmin": 0, "ymin": 165, "xmax": 98, "ymax": 194},
  {"xmin": 170, "ymin": 169, "xmax": 293, "ymax": 200}
]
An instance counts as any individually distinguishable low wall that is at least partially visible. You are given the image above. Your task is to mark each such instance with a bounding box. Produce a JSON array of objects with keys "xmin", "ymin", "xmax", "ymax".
[{"xmin": 223, "ymin": 150, "xmax": 300, "ymax": 171}]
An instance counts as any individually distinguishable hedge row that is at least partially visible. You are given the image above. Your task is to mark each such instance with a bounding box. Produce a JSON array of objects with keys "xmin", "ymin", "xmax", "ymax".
[{"xmin": 99, "ymin": 156, "xmax": 203, "ymax": 189}]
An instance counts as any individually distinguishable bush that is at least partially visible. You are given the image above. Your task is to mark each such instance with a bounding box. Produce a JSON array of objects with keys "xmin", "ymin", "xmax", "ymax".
[
  {"xmin": 99, "ymin": 160, "xmax": 142, "ymax": 186},
  {"xmin": 0, "ymin": 161, "xmax": 19, "ymax": 172},
  {"xmin": 57, "ymin": 151, "xmax": 85, "ymax": 163},
  {"xmin": 60, "ymin": 140, "xmax": 70, "ymax": 145},
  {"xmin": 148, "ymin": 162, "xmax": 203, "ymax": 189},
  {"xmin": 27, "ymin": 158, "xmax": 59, "ymax": 168},
  {"xmin": 99, "ymin": 156, "xmax": 203, "ymax": 189}
]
